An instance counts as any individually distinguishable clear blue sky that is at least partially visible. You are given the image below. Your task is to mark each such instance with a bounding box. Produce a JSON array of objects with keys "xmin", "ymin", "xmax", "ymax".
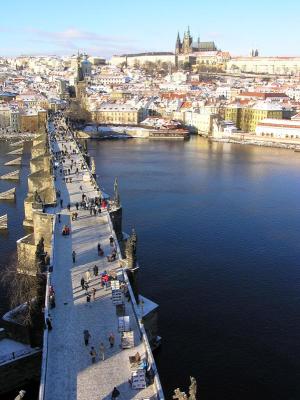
[{"xmin": 1, "ymin": 0, "xmax": 300, "ymax": 57}]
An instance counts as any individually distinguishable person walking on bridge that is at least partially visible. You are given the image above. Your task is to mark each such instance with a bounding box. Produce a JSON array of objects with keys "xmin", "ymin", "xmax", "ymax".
[
  {"xmin": 108, "ymin": 333, "xmax": 115, "ymax": 348},
  {"xmin": 72, "ymin": 250, "xmax": 76, "ymax": 263},
  {"xmin": 111, "ymin": 387, "xmax": 120, "ymax": 399},
  {"xmin": 83, "ymin": 329, "xmax": 91, "ymax": 346},
  {"xmin": 89, "ymin": 346, "xmax": 97, "ymax": 363},
  {"xmin": 80, "ymin": 276, "xmax": 85, "ymax": 290}
]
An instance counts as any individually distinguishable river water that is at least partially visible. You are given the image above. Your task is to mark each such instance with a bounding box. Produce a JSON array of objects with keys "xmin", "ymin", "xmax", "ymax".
[{"xmin": 1, "ymin": 136, "xmax": 300, "ymax": 399}]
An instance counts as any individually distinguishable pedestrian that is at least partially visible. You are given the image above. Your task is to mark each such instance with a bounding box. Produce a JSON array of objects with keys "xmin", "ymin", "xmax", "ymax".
[
  {"xmin": 108, "ymin": 333, "xmax": 115, "ymax": 348},
  {"xmin": 97, "ymin": 243, "xmax": 104, "ymax": 256},
  {"xmin": 76, "ymin": 202, "xmax": 79, "ymax": 210},
  {"xmin": 99, "ymin": 342, "xmax": 105, "ymax": 361},
  {"xmin": 72, "ymin": 250, "xmax": 76, "ymax": 263},
  {"xmin": 93, "ymin": 264, "xmax": 98, "ymax": 276},
  {"xmin": 46, "ymin": 317, "xmax": 52, "ymax": 331},
  {"xmin": 80, "ymin": 276, "xmax": 85, "ymax": 290},
  {"xmin": 111, "ymin": 387, "xmax": 120, "ymax": 400},
  {"xmin": 86, "ymin": 292, "xmax": 91, "ymax": 303},
  {"xmin": 92, "ymin": 287, "xmax": 96, "ymax": 301},
  {"xmin": 83, "ymin": 329, "xmax": 91, "ymax": 346},
  {"xmin": 58, "ymin": 213, "xmax": 61, "ymax": 223},
  {"xmin": 90, "ymin": 346, "xmax": 96, "ymax": 363},
  {"xmin": 109, "ymin": 235, "xmax": 114, "ymax": 246},
  {"xmin": 49, "ymin": 294, "xmax": 56, "ymax": 309}
]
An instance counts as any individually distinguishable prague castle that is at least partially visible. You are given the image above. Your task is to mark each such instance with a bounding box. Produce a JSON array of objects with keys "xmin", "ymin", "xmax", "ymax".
[{"xmin": 175, "ymin": 27, "xmax": 217, "ymax": 54}]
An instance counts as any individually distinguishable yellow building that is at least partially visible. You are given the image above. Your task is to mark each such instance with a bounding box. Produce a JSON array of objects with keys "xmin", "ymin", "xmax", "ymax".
[
  {"xmin": 225, "ymin": 102, "xmax": 282, "ymax": 132},
  {"xmin": 92, "ymin": 104, "xmax": 144, "ymax": 125}
]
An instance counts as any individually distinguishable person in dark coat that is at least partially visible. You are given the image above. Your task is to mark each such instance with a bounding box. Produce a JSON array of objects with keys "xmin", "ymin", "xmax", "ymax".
[
  {"xmin": 80, "ymin": 276, "xmax": 85, "ymax": 290},
  {"xmin": 111, "ymin": 387, "xmax": 120, "ymax": 399},
  {"xmin": 83, "ymin": 329, "xmax": 91, "ymax": 346},
  {"xmin": 93, "ymin": 265, "xmax": 98, "ymax": 276}
]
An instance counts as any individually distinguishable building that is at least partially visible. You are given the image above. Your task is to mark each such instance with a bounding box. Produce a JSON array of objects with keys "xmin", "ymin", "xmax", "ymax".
[
  {"xmin": 10, "ymin": 110, "xmax": 20, "ymax": 131},
  {"xmin": 20, "ymin": 109, "xmax": 47, "ymax": 132},
  {"xmin": 256, "ymin": 118, "xmax": 300, "ymax": 139},
  {"xmin": 183, "ymin": 110, "xmax": 217, "ymax": 135},
  {"xmin": 98, "ymin": 75, "xmax": 130, "ymax": 85},
  {"xmin": 227, "ymin": 56, "xmax": 300, "ymax": 75},
  {"xmin": 175, "ymin": 27, "xmax": 217, "ymax": 55},
  {"xmin": 225, "ymin": 102, "xmax": 283, "ymax": 132},
  {"xmin": 81, "ymin": 54, "xmax": 92, "ymax": 78},
  {"xmin": 110, "ymin": 52, "xmax": 175, "ymax": 67},
  {"xmin": 91, "ymin": 104, "xmax": 145, "ymax": 125},
  {"xmin": 0, "ymin": 106, "xmax": 11, "ymax": 128},
  {"xmin": 88, "ymin": 57, "xmax": 106, "ymax": 65}
]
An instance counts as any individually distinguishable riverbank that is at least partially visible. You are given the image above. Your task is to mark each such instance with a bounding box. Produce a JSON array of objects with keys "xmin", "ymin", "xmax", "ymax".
[{"xmin": 210, "ymin": 135, "xmax": 300, "ymax": 151}]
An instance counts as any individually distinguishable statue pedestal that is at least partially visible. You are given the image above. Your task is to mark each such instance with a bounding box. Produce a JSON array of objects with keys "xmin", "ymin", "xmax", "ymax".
[{"xmin": 32, "ymin": 202, "xmax": 43, "ymax": 211}]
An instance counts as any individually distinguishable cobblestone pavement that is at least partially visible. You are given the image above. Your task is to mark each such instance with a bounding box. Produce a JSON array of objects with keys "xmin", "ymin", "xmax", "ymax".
[{"xmin": 44, "ymin": 130, "xmax": 157, "ymax": 400}]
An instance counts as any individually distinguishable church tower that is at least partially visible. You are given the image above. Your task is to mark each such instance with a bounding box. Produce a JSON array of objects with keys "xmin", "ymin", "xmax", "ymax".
[
  {"xmin": 182, "ymin": 26, "xmax": 192, "ymax": 54},
  {"xmin": 75, "ymin": 52, "xmax": 86, "ymax": 101},
  {"xmin": 175, "ymin": 32, "xmax": 182, "ymax": 55}
]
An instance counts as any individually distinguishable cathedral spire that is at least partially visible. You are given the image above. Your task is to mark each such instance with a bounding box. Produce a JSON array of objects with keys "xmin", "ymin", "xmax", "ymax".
[{"xmin": 175, "ymin": 31, "xmax": 182, "ymax": 54}]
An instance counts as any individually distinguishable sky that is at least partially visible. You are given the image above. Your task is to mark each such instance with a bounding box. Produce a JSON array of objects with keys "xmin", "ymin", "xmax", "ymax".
[{"xmin": 1, "ymin": 0, "xmax": 300, "ymax": 58}]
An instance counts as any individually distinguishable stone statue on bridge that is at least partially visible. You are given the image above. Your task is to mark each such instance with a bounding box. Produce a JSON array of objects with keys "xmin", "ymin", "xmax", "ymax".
[
  {"xmin": 34, "ymin": 190, "xmax": 42, "ymax": 204},
  {"xmin": 114, "ymin": 177, "xmax": 120, "ymax": 208},
  {"xmin": 91, "ymin": 157, "xmax": 96, "ymax": 175},
  {"xmin": 125, "ymin": 228, "xmax": 137, "ymax": 269},
  {"xmin": 35, "ymin": 236, "xmax": 46, "ymax": 272},
  {"xmin": 173, "ymin": 377, "xmax": 197, "ymax": 400}
]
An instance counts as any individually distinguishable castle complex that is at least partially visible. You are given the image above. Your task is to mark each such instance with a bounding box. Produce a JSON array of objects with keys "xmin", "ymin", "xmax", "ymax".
[{"xmin": 175, "ymin": 27, "xmax": 217, "ymax": 54}]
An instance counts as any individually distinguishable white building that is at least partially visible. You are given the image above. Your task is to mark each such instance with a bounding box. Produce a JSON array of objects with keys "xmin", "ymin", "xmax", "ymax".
[
  {"xmin": 255, "ymin": 118, "xmax": 300, "ymax": 139},
  {"xmin": 184, "ymin": 110, "xmax": 216, "ymax": 135},
  {"xmin": 98, "ymin": 75, "xmax": 130, "ymax": 85}
]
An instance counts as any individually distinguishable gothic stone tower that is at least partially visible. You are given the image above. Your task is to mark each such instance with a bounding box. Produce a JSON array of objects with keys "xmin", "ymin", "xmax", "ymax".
[
  {"xmin": 75, "ymin": 53, "xmax": 86, "ymax": 100},
  {"xmin": 175, "ymin": 32, "xmax": 182, "ymax": 55},
  {"xmin": 182, "ymin": 26, "xmax": 192, "ymax": 54}
]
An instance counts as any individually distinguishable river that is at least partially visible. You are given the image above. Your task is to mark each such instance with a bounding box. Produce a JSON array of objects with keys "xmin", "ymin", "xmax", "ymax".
[{"xmin": 1, "ymin": 136, "xmax": 300, "ymax": 399}]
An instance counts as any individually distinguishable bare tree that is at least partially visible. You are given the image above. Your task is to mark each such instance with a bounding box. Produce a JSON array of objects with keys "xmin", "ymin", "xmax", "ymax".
[{"xmin": 1, "ymin": 253, "xmax": 45, "ymax": 328}]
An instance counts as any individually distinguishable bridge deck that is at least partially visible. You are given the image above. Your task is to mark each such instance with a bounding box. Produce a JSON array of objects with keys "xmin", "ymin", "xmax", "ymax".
[{"xmin": 44, "ymin": 131, "xmax": 157, "ymax": 400}]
